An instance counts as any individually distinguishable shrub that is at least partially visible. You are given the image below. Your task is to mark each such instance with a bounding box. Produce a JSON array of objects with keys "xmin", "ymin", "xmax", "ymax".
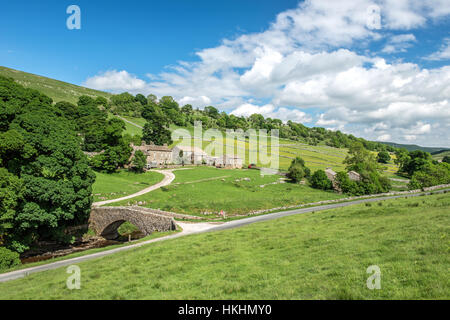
[
  {"xmin": 287, "ymin": 157, "xmax": 311, "ymax": 182},
  {"xmin": 0, "ymin": 247, "xmax": 21, "ymax": 271},
  {"xmin": 310, "ymin": 170, "xmax": 333, "ymax": 190},
  {"xmin": 287, "ymin": 164, "xmax": 305, "ymax": 183},
  {"xmin": 377, "ymin": 151, "xmax": 391, "ymax": 164}
]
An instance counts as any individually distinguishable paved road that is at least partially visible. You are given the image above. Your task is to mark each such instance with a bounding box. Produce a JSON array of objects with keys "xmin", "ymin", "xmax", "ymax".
[
  {"xmin": 92, "ymin": 169, "xmax": 175, "ymax": 207},
  {"xmin": 1, "ymin": 188, "xmax": 448, "ymax": 283}
]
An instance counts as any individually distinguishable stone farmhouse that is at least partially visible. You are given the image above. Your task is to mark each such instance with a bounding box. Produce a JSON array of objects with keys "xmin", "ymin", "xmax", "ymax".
[
  {"xmin": 129, "ymin": 143, "xmax": 243, "ymax": 169},
  {"xmin": 325, "ymin": 167, "xmax": 361, "ymax": 191},
  {"xmin": 130, "ymin": 142, "xmax": 173, "ymax": 168},
  {"xmin": 172, "ymin": 145, "xmax": 208, "ymax": 164}
]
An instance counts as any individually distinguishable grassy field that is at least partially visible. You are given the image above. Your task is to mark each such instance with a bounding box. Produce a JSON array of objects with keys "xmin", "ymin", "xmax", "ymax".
[
  {"xmin": 110, "ymin": 167, "xmax": 345, "ymax": 216},
  {"xmin": 1, "ymin": 192, "xmax": 448, "ymax": 299},
  {"xmin": 433, "ymin": 150, "xmax": 450, "ymax": 161},
  {"xmin": 0, "ymin": 66, "xmax": 111, "ymax": 104},
  {"xmin": 92, "ymin": 170, "xmax": 164, "ymax": 202},
  {"xmin": 119, "ymin": 115, "xmax": 400, "ymax": 174}
]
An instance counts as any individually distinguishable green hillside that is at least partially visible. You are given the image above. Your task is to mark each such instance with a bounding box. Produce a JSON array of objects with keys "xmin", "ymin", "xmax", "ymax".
[
  {"xmin": 1, "ymin": 192, "xmax": 448, "ymax": 299},
  {"xmin": 0, "ymin": 66, "xmax": 111, "ymax": 104},
  {"xmin": 432, "ymin": 150, "xmax": 450, "ymax": 161}
]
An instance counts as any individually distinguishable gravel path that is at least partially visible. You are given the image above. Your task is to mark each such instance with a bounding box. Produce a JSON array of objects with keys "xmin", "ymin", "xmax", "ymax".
[{"xmin": 92, "ymin": 170, "xmax": 175, "ymax": 207}]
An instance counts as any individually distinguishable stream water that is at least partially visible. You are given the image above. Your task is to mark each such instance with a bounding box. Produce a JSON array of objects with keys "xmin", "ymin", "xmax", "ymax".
[{"xmin": 20, "ymin": 231, "xmax": 144, "ymax": 264}]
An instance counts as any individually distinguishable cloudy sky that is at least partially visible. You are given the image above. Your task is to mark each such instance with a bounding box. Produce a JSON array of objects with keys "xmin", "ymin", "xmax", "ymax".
[{"xmin": 2, "ymin": 0, "xmax": 450, "ymax": 147}]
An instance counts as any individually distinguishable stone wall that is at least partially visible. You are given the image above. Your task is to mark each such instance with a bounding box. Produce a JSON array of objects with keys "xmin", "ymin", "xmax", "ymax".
[{"xmin": 89, "ymin": 207, "xmax": 177, "ymax": 239}]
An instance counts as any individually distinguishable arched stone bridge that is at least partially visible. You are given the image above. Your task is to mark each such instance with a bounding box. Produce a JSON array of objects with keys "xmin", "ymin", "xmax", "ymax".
[{"xmin": 89, "ymin": 207, "xmax": 177, "ymax": 239}]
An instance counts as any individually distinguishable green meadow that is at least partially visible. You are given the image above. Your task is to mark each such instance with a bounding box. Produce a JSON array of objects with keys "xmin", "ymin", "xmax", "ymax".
[
  {"xmin": 1, "ymin": 192, "xmax": 448, "ymax": 300},
  {"xmin": 92, "ymin": 170, "xmax": 164, "ymax": 202},
  {"xmin": 110, "ymin": 167, "xmax": 345, "ymax": 216},
  {"xmin": 119, "ymin": 115, "xmax": 399, "ymax": 174}
]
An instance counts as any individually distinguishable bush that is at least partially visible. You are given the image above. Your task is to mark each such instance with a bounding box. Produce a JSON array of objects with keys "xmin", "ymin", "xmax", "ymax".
[
  {"xmin": 287, "ymin": 164, "xmax": 305, "ymax": 183},
  {"xmin": 377, "ymin": 151, "xmax": 391, "ymax": 164},
  {"xmin": 310, "ymin": 170, "xmax": 333, "ymax": 190},
  {"xmin": 0, "ymin": 247, "xmax": 21, "ymax": 271},
  {"xmin": 408, "ymin": 163, "xmax": 450, "ymax": 189},
  {"xmin": 335, "ymin": 171, "xmax": 361, "ymax": 195}
]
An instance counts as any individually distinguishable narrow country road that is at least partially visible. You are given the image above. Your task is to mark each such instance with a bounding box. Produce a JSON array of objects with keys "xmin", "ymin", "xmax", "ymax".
[
  {"xmin": 92, "ymin": 169, "xmax": 175, "ymax": 207},
  {"xmin": 1, "ymin": 188, "xmax": 448, "ymax": 283}
]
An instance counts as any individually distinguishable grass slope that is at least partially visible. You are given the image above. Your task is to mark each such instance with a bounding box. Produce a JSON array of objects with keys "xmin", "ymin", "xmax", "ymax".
[
  {"xmin": 92, "ymin": 170, "xmax": 164, "ymax": 202},
  {"xmin": 111, "ymin": 167, "xmax": 345, "ymax": 216},
  {"xmin": 119, "ymin": 115, "xmax": 400, "ymax": 174},
  {"xmin": 432, "ymin": 150, "xmax": 450, "ymax": 161},
  {"xmin": 0, "ymin": 66, "xmax": 111, "ymax": 104},
  {"xmin": 1, "ymin": 192, "xmax": 448, "ymax": 299}
]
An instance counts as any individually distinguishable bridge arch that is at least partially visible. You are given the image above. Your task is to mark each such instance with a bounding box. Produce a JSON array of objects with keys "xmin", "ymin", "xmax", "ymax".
[{"xmin": 89, "ymin": 207, "xmax": 176, "ymax": 240}]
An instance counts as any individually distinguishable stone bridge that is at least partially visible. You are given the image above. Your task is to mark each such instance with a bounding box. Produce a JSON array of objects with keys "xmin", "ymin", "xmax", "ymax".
[{"xmin": 89, "ymin": 206, "xmax": 177, "ymax": 239}]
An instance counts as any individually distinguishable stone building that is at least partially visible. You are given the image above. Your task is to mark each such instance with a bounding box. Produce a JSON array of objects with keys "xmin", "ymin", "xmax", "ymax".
[
  {"xmin": 130, "ymin": 142, "xmax": 173, "ymax": 168},
  {"xmin": 172, "ymin": 145, "xmax": 208, "ymax": 164},
  {"xmin": 212, "ymin": 155, "xmax": 243, "ymax": 169},
  {"xmin": 325, "ymin": 167, "xmax": 362, "ymax": 191},
  {"xmin": 348, "ymin": 170, "xmax": 361, "ymax": 181}
]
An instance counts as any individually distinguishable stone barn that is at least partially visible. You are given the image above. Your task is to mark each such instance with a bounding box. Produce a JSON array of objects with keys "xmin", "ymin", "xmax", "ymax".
[{"xmin": 130, "ymin": 142, "xmax": 173, "ymax": 168}]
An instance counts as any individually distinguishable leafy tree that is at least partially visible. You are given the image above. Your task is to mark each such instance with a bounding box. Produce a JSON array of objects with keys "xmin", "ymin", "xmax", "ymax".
[
  {"xmin": 377, "ymin": 151, "xmax": 391, "ymax": 163},
  {"xmin": 400, "ymin": 150, "xmax": 432, "ymax": 177},
  {"xmin": 0, "ymin": 168, "xmax": 24, "ymax": 243},
  {"xmin": 344, "ymin": 142, "xmax": 379, "ymax": 173},
  {"xmin": 55, "ymin": 101, "xmax": 78, "ymax": 120},
  {"xmin": 310, "ymin": 170, "xmax": 333, "ymax": 190},
  {"xmin": 442, "ymin": 155, "xmax": 450, "ymax": 164},
  {"xmin": 94, "ymin": 96, "xmax": 109, "ymax": 111},
  {"xmin": 147, "ymin": 94, "xmax": 157, "ymax": 104},
  {"xmin": 141, "ymin": 102, "xmax": 173, "ymax": 145},
  {"xmin": 289, "ymin": 157, "xmax": 311, "ymax": 178},
  {"xmin": 287, "ymin": 164, "xmax": 305, "ymax": 183},
  {"xmin": 135, "ymin": 94, "xmax": 147, "ymax": 106},
  {"xmin": 131, "ymin": 150, "xmax": 147, "ymax": 173},
  {"xmin": 204, "ymin": 106, "xmax": 219, "ymax": 119},
  {"xmin": 181, "ymin": 104, "xmax": 193, "ymax": 115},
  {"xmin": 0, "ymin": 76, "xmax": 96, "ymax": 252},
  {"xmin": 0, "ymin": 247, "xmax": 21, "ymax": 271},
  {"xmin": 110, "ymin": 92, "xmax": 142, "ymax": 116},
  {"xmin": 287, "ymin": 157, "xmax": 310, "ymax": 182},
  {"xmin": 335, "ymin": 171, "xmax": 360, "ymax": 195},
  {"xmin": 408, "ymin": 162, "xmax": 450, "ymax": 189}
]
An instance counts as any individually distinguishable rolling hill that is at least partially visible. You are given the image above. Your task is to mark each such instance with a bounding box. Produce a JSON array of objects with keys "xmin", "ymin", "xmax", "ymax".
[
  {"xmin": 0, "ymin": 66, "xmax": 111, "ymax": 104},
  {"xmin": 380, "ymin": 141, "xmax": 449, "ymax": 154}
]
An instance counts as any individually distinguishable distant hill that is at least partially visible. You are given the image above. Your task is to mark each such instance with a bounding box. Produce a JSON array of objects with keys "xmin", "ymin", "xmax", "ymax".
[
  {"xmin": 0, "ymin": 66, "xmax": 111, "ymax": 104},
  {"xmin": 432, "ymin": 149, "xmax": 450, "ymax": 161},
  {"xmin": 380, "ymin": 142, "xmax": 449, "ymax": 154}
]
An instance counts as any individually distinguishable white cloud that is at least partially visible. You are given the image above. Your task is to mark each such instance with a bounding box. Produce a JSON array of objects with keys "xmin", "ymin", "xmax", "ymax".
[
  {"xmin": 425, "ymin": 38, "xmax": 450, "ymax": 61},
  {"xmin": 179, "ymin": 96, "xmax": 211, "ymax": 106},
  {"xmin": 377, "ymin": 134, "xmax": 391, "ymax": 141},
  {"xmin": 83, "ymin": 70, "xmax": 147, "ymax": 93},
  {"xmin": 83, "ymin": 0, "xmax": 450, "ymax": 146},
  {"xmin": 382, "ymin": 33, "xmax": 416, "ymax": 53}
]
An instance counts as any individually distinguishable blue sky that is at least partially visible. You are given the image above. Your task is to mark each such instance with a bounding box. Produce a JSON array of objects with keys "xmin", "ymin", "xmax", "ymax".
[
  {"xmin": 1, "ymin": 1, "xmax": 450, "ymax": 147},
  {"xmin": 0, "ymin": 0, "xmax": 299, "ymax": 84}
]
